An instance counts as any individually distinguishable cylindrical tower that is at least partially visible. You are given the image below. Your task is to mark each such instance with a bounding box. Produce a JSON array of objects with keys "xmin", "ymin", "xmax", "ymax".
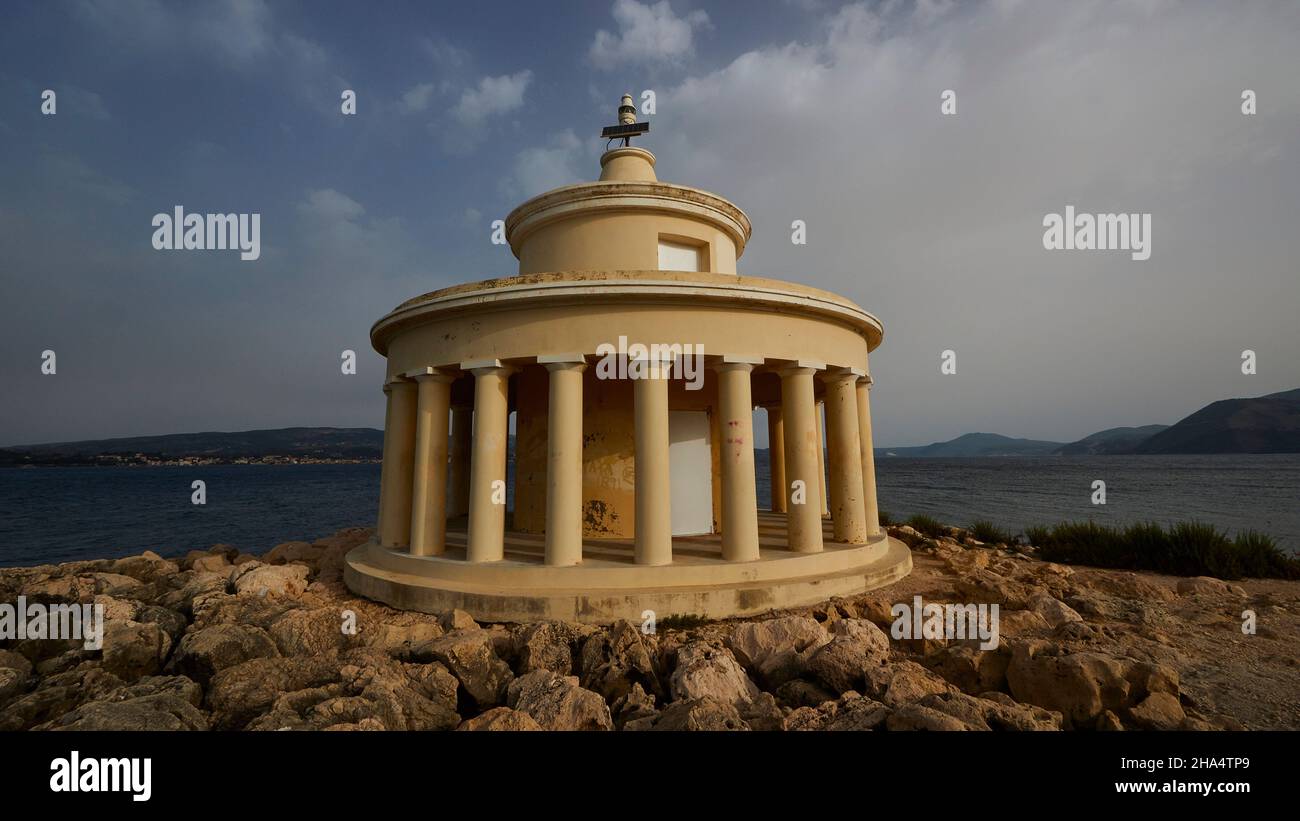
[{"xmin": 345, "ymin": 98, "xmax": 911, "ymax": 623}]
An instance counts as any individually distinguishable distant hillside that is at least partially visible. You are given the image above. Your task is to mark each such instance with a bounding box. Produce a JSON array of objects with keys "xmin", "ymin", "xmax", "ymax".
[
  {"xmin": 1135, "ymin": 389, "xmax": 1300, "ymax": 454},
  {"xmin": 1055, "ymin": 425, "xmax": 1169, "ymax": 455},
  {"xmin": 876, "ymin": 432, "xmax": 1063, "ymax": 458},
  {"xmin": 0, "ymin": 427, "xmax": 384, "ymax": 466}
]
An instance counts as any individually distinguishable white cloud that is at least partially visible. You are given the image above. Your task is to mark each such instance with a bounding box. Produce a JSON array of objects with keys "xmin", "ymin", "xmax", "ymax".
[
  {"xmin": 400, "ymin": 82, "xmax": 437, "ymax": 113},
  {"xmin": 503, "ymin": 130, "xmax": 587, "ymax": 199},
  {"xmin": 655, "ymin": 0, "xmax": 1300, "ymax": 444},
  {"xmin": 589, "ymin": 0, "xmax": 710, "ymax": 69},
  {"xmin": 453, "ymin": 71, "xmax": 533, "ymax": 126}
]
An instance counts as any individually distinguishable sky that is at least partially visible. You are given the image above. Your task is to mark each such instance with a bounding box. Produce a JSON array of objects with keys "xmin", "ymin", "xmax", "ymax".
[{"xmin": 1, "ymin": 0, "xmax": 1298, "ymax": 448}]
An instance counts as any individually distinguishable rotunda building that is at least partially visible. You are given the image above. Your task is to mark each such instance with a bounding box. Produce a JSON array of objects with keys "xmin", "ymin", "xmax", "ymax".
[{"xmin": 344, "ymin": 99, "xmax": 911, "ymax": 623}]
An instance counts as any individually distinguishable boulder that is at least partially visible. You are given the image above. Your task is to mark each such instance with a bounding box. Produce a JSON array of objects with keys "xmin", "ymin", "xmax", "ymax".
[
  {"xmin": 37, "ymin": 693, "xmax": 208, "ymax": 731},
  {"xmin": 726, "ymin": 615, "xmax": 830, "ymax": 688},
  {"xmin": 1127, "ymin": 691, "xmax": 1186, "ymax": 730},
  {"xmin": 624, "ymin": 697, "xmax": 749, "ymax": 731},
  {"xmin": 93, "ymin": 594, "xmax": 141, "ymax": 622},
  {"xmin": 506, "ymin": 670, "xmax": 614, "ymax": 731},
  {"xmin": 263, "ymin": 541, "xmax": 323, "ymax": 568},
  {"xmin": 1176, "ymin": 576, "xmax": 1246, "ymax": 598},
  {"xmin": 774, "ymin": 679, "xmax": 837, "ymax": 709},
  {"xmin": 101, "ymin": 619, "xmax": 172, "ymax": 681},
  {"xmin": 669, "ymin": 642, "xmax": 760, "ymax": 708},
  {"xmin": 190, "ymin": 555, "xmax": 231, "ymax": 574},
  {"xmin": 268, "ymin": 607, "xmax": 361, "ymax": 657},
  {"xmin": 207, "ymin": 656, "xmax": 342, "ymax": 730},
  {"xmin": 230, "ymin": 563, "xmax": 310, "ymax": 599},
  {"xmin": 414, "ymin": 629, "xmax": 513, "ymax": 709},
  {"xmin": 999, "ymin": 609, "xmax": 1051, "ymax": 636},
  {"xmin": 457, "ymin": 707, "xmax": 543, "ymax": 731},
  {"xmin": 922, "ymin": 645, "xmax": 1010, "ymax": 694},
  {"xmin": 579, "ymin": 620, "xmax": 662, "ymax": 702},
  {"xmin": 110, "ymin": 553, "xmax": 180, "ymax": 584},
  {"xmin": 439, "ymin": 609, "xmax": 479, "ymax": 632},
  {"xmin": 168, "ymin": 624, "xmax": 281, "ymax": 685},
  {"xmin": 1027, "ymin": 593, "xmax": 1083, "ymax": 628},
  {"xmin": 804, "ymin": 619, "xmax": 892, "ymax": 694},
  {"xmin": 1005, "ymin": 641, "xmax": 1179, "ymax": 729},
  {"xmin": 863, "ymin": 660, "xmax": 954, "ymax": 707},
  {"xmin": 514, "ymin": 621, "xmax": 582, "ymax": 676}
]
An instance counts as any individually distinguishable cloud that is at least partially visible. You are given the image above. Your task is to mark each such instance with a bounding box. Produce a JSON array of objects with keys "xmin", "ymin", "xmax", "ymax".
[
  {"xmin": 74, "ymin": 0, "xmax": 274, "ymax": 68},
  {"xmin": 503, "ymin": 130, "xmax": 586, "ymax": 199},
  {"xmin": 655, "ymin": 0, "xmax": 1300, "ymax": 444},
  {"xmin": 452, "ymin": 71, "xmax": 533, "ymax": 127},
  {"xmin": 400, "ymin": 82, "xmax": 437, "ymax": 113},
  {"xmin": 589, "ymin": 0, "xmax": 710, "ymax": 69}
]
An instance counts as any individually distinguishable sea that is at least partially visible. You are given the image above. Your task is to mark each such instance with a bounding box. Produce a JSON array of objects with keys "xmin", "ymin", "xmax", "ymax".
[{"xmin": 1, "ymin": 453, "xmax": 1297, "ymax": 567}]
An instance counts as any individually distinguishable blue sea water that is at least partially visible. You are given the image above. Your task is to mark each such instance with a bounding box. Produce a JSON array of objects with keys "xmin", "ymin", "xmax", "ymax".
[{"xmin": 1, "ymin": 454, "xmax": 1296, "ymax": 567}]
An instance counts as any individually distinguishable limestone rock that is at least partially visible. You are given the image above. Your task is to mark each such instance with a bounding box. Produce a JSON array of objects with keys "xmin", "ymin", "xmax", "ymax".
[
  {"xmin": 670, "ymin": 642, "xmax": 760, "ymax": 708},
  {"xmin": 922, "ymin": 645, "xmax": 1010, "ymax": 694},
  {"xmin": 207, "ymin": 656, "xmax": 342, "ymax": 730},
  {"xmin": 999, "ymin": 609, "xmax": 1051, "ymax": 636},
  {"xmin": 230, "ymin": 563, "xmax": 310, "ymax": 599},
  {"xmin": 1176, "ymin": 576, "xmax": 1246, "ymax": 598},
  {"xmin": 457, "ymin": 707, "xmax": 543, "ymax": 731},
  {"xmin": 1027, "ymin": 593, "xmax": 1083, "ymax": 628},
  {"xmin": 439, "ymin": 609, "xmax": 478, "ymax": 632},
  {"xmin": 625, "ymin": 697, "xmax": 749, "ymax": 731},
  {"xmin": 774, "ymin": 679, "xmax": 837, "ymax": 709},
  {"xmin": 415, "ymin": 629, "xmax": 513, "ymax": 709},
  {"xmin": 506, "ymin": 670, "xmax": 614, "ymax": 731},
  {"xmin": 268, "ymin": 607, "xmax": 361, "ymax": 657},
  {"xmin": 579, "ymin": 619, "xmax": 662, "ymax": 702},
  {"xmin": 513, "ymin": 621, "xmax": 583, "ymax": 676},
  {"xmin": 191, "ymin": 555, "xmax": 231, "ymax": 574},
  {"xmin": 168, "ymin": 624, "xmax": 281, "ymax": 685},
  {"xmin": 101, "ymin": 619, "xmax": 172, "ymax": 681},
  {"xmin": 726, "ymin": 615, "xmax": 830, "ymax": 688},
  {"xmin": 804, "ymin": 618, "xmax": 892, "ymax": 694},
  {"xmin": 38, "ymin": 693, "xmax": 208, "ymax": 731},
  {"xmin": 263, "ymin": 541, "xmax": 323, "ymax": 568},
  {"xmin": 864, "ymin": 660, "xmax": 955, "ymax": 707},
  {"xmin": 1127, "ymin": 691, "xmax": 1186, "ymax": 730},
  {"xmin": 1005, "ymin": 641, "xmax": 1179, "ymax": 729}
]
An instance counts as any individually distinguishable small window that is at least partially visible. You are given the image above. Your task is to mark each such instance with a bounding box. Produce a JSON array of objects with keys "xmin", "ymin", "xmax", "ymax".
[{"xmin": 657, "ymin": 238, "xmax": 704, "ymax": 272}]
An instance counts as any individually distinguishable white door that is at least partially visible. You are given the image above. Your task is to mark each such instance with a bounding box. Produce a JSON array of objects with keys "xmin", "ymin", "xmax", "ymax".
[{"xmin": 669, "ymin": 410, "xmax": 713, "ymax": 536}]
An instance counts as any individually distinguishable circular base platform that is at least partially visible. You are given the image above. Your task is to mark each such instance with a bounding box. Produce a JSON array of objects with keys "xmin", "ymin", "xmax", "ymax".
[{"xmin": 343, "ymin": 533, "xmax": 913, "ymax": 624}]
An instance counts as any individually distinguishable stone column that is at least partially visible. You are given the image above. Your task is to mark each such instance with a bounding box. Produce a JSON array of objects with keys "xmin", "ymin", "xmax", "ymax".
[
  {"xmin": 633, "ymin": 355, "xmax": 672, "ymax": 566},
  {"xmin": 815, "ymin": 401, "xmax": 829, "ymax": 516},
  {"xmin": 779, "ymin": 363, "xmax": 824, "ymax": 553},
  {"xmin": 378, "ymin": 379, "xmax": 417, "ymax": 548},
  {"xmin": 763, "ymin": 402, "xmax": 787, "ymax": 513},
  {"xmin": 407, "ymin": 368, "xmax": 454, "ymax": 557},
  {"xmin": 715, "ymin": 359, "xmax": 761, "ymax": 562},
  {"xmin": 465, "ymin": 360, "xmax": 512, "ymax": 563},
  {"xmin": 822, "ymin": 369, "xmax": 868, "ymax": 544},
  {"xmin": 541, "ymin": 355, "xmax": 587, "ymax": 566},
  {"xmin": 856, "ymin": 375, "xmax": 881, "ymax": 536},
  {"xmin": 447, "ymin": 403, "xmax": 472, "ymax": 518}
]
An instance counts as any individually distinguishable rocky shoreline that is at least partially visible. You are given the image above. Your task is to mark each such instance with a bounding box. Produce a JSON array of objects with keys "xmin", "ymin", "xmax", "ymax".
[{"xmin": 1, "ymin": 523, "xmax": 1296, "ymax": 731}]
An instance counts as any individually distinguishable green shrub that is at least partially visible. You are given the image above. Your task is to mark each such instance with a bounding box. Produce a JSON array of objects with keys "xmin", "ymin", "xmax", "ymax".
[
  {"xmin": 878, "ymin": 510, "xmax": 894, "ymax": 527},
  {"xmin": 1032, "ymin": 519, "xmax": 1298, "ymax": 580},
  {"xmin": 658, "ymin": 613, "xmax": 708, "ymax": 630},
  {"xmin": 905, "ymin": 514, "xmax": 946, "ymax": 539},
  {"xmin": 968, "ymin": 520, "xmax": 1014, "ymax": 545}
]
